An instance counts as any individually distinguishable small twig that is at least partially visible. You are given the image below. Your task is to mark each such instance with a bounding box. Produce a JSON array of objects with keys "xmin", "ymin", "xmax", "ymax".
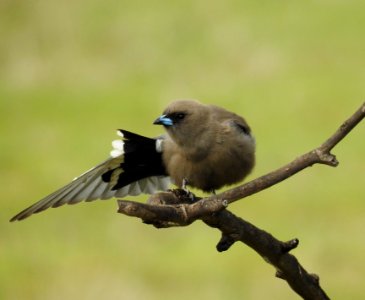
[
  {"xmin": 320, "ymin": 101, "xmax": 365, "ymax": 152},
  {"xmin": 117, "ymin": 102, "xmax": 365, "ymax": 299}
]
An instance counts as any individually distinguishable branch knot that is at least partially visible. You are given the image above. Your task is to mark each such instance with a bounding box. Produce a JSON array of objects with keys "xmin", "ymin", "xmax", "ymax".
[{"xmin": 315, "ymin": 149, "xmax": 339, "ymax": 166}]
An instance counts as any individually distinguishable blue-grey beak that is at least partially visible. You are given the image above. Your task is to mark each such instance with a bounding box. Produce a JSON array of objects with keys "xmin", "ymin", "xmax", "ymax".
[{"xmin": 153, "ymin": 115, "xmax": 173, "ymax": 126}]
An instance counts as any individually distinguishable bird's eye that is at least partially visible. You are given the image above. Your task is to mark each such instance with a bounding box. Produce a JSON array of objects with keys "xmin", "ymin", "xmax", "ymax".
[{"xmin": 176, "ymin": 113, "xmax": 186, "ymax": 120}]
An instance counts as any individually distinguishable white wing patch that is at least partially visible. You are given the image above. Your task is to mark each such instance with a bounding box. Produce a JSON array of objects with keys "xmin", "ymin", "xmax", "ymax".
[
  {"xmin": 110, "ymin": 139, "xmax": 124, "ymax": 158},
  {"xmin": 155, "ymin": 138, "xmax": 164, "ymax": 153}
]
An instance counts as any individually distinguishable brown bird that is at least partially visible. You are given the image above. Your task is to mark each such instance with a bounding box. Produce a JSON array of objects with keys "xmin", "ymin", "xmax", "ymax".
[{"xmin": 10, "ymin": 99, "xmax": 255, "ymax": 221}]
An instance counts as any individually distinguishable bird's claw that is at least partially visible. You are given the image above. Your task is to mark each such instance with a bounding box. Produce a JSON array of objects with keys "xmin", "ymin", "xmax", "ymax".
[
  {"xmin": 181, "ymin": 178, "xmax": 196, "ymax": 202},
  {"xmin": 182, "ymin": 178, "xmax": 189, "ymax": 191}
]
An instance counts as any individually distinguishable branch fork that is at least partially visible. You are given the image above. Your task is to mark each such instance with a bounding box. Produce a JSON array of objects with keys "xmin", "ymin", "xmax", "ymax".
[{"xmin": 118, "ymin": 190, "xmax": 227, "ymax": 227}]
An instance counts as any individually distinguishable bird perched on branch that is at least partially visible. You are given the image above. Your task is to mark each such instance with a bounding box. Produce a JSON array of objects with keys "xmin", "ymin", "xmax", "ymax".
[{"xmin": 10, "ymin": 100, "xmax": 255, "ymax": 221}]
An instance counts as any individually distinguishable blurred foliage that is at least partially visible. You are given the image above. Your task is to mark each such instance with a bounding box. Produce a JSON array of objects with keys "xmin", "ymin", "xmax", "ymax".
[{"xmin": 1, "ymin": 1, "xmax": 365, "ymax": 299}]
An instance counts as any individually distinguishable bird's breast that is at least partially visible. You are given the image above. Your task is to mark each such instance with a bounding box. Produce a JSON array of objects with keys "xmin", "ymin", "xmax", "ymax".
[{"xmin": 163, "ymin": 141, "xmax": 254, "ymax": 192}]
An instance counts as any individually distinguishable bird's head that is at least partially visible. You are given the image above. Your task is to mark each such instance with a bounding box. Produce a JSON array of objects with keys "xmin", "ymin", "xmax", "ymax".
[
  {"xmin": 153, "ymin": 100, "xmax": 205, "ymax": 127},
  {"xmin": 153, "ymin": 99, "xmax": 210, "ymax": 146}
]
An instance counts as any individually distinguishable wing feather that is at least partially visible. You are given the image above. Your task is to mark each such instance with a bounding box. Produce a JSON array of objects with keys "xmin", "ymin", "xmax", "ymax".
[
  {"xmin": 10, "ymin": 158, "xmax": 170, "ymax": 221},
  {"xmin": 10, "ymin": 130, "xmax": 170, "ymax": 222}
]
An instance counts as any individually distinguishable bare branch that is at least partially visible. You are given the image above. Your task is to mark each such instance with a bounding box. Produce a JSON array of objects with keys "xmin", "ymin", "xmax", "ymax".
[
  {"xmin": 217, "ymin": 101, "xmax": 365, "ymax": 204},
  {"xmin": 118, "ymin": 191, "xmax": 330, "ymax": 299},
  {"xmin": 320, "ymin": 101, "xmax": 365, "ymax": 152},
  {"xmin": 203, "ymin": 210, "xmax": 328, "ymax": 300},
  {"xmin": 117, "ymin": 102, "xmax": 365, "ymax": 299},
  {"xmin": 118, "ymin": 190, "xmax": 228, "ymax": 227}
]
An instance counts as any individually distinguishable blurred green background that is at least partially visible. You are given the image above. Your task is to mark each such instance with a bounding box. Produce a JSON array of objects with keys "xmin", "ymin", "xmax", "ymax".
[{"xmin": 1, "ymin": 0, "xmax": 365, "ymax": 299}]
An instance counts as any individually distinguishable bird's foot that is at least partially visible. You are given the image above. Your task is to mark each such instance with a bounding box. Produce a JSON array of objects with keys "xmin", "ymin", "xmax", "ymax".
[
  {"xmin": 181, "ymin": 178, "xmax": 196, "ymax": 202},
  {"xmin": 182, "ymin": 178, "xmax": 189, "ymax": 191}
]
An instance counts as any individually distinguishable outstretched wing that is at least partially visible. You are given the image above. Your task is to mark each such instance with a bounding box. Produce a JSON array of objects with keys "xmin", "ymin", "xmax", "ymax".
[{"xmin": 10, "ymin": 130, "xmax": 170, "ymax": 221}]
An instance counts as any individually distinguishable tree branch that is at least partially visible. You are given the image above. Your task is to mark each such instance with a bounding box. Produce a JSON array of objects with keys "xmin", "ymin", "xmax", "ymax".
[
  {"xmin": 216, "ymin": 101, "xmax": 365, "ymax": 206},
  {"xmin": 118, "ymin": 191, "xmax": 330, "ymax": 300},
  {"xmin": 117, "ymin": 102, "xmax": 365, "ymax": 299}
]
